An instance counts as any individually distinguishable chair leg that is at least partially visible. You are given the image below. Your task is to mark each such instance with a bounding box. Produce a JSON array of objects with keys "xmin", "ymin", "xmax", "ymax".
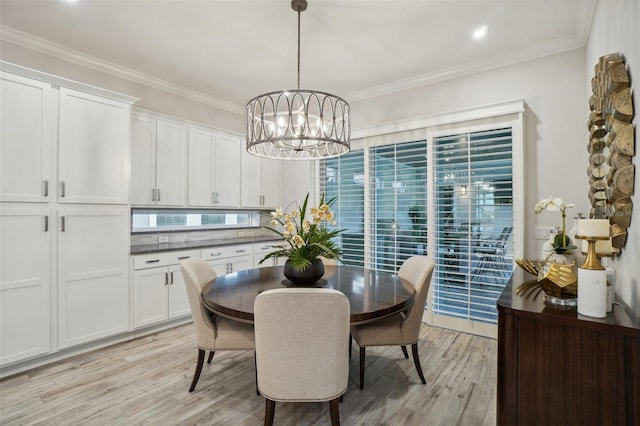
[
  {"xmin": 348, "ymin": 334, "xmax": 352, "ymax": 359},
  {"xmin": 411, "ymin": 343, "xmax": 426, "ymax": 384},
  {"xmin": 189, "ymin": 348, "xmax": 206, "ymax": 392},
  {"xmin": 359, "ymin": 346, "xmax": 366, "ymax": 390},
  {"xmin": 255, "ymin": 352, "xmax": 260, "ymax": 395},
  {"xmin": 264, "ymin": 398, "xmax": 276, "ymax": 426},
  {"xmin": 207, "ymin": 351, "xmax": 215, "ymax": 364},
  {"xmin": 329, "ymin": 397, "xmax": 341, "ymax": 426},
  {"xmin": 401, "ymin": 345, "xmax": 409, "ymax": 359}
]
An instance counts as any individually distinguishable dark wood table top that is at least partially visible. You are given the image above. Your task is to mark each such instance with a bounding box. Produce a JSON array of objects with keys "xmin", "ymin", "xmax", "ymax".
[{"xmin": 202, "ymin": 265, "xmax": 415, "ymax": 324}]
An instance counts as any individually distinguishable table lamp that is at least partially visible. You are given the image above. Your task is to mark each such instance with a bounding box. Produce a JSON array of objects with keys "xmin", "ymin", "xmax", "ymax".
[{"xmin": 575, "ymin": 219, "xmax": 609, "ymax": 318}]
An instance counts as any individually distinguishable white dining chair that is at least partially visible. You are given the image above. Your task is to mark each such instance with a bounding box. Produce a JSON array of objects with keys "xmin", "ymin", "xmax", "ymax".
[
  {"xmin": 254, "ymin": 288, "xmax": 350, "ymax": 426},
  {"xmin": 350, "ymin": 255, "xmax": 435, "ymax": 389},
  {"xmin": 180, "ymin": 257, "xmax": 255, "ymax": 392}
]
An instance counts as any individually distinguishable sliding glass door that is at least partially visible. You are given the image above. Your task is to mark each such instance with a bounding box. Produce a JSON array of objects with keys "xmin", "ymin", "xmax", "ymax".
[
  {"xmin": 430, "ymin": 128, "xmax": 514, "ymax": 327},
  {"xmin": 369, "ymin": 140, "xmax": 428, "ymax": 273},
  {"xmin": 318, "ymin": 107, "xmax": 523, "ymax": 336}
]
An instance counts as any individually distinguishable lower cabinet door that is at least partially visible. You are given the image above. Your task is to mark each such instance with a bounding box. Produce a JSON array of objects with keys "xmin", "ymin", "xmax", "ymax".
[
  {"xmin": 133, "ymin": 267, "xmax": 169, "ymax": 328},
  {"xmin": 57, "ymin": 207, "xmax": 129, "ymax": 349},
  {"xmin": 206, "ymin": 258, "xmax": 230, "ymax": 277},
  {"xmin": 0, "ymin": 207, "xmax": 51, "ymax": 365},
  {"xmin": 168, "ymin": 264, "xmax": 190, "ymax": 318},
  {"xmin": 229, "ymin": 255, "xmax": 253, "ymax": 273}
]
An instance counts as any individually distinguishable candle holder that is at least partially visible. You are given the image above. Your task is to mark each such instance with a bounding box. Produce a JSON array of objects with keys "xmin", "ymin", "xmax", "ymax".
[{"xmin": 575, "ymin": 234, "xmax": 608, "ymax": 318}]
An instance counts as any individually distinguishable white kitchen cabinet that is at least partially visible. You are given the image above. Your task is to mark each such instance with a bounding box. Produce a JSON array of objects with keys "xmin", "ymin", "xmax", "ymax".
[
  {"xmin": 241, "ymin": 150, "xmax": 281, "ymax": 208},
  {"xmin": 58, "ymin": 88, "xmax": 131, "ymax": 204},
  {"xmin": 57, "ymin": 207, "xmax": 129, "ymax": 349},
  {"xmin": 254, "ymin": 241, "xmax": 287, "ymax": 268},
  {"xmin": 0, "ymin": 73, "xmax": 52, "ymax": 203},
  {"xmin": 0, "ymin": 207, "xmax": 51, "ymax": 366},
  {"xmin": 131, "ymin": 250, "xmax": 197, "ymax": 328},
  {"xmin": 130, "ymin": 113, "xmax": 187, "ymax": 206},
  {"xmin": 281, "ymin": 159, "xmax": 315, "ymax": 210},
  {"xmin": 201, "ymin": 244, "xmax": 253, "ymax": 276},
  {"xmin": 188, "ymin": 129, "xmax": 241, "ymax": 207}
]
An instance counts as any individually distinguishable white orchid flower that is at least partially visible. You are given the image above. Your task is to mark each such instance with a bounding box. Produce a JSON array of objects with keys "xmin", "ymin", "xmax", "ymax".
[{"xmin": 292, "ymin": 234, "xmax": 305, "ymax": 248}]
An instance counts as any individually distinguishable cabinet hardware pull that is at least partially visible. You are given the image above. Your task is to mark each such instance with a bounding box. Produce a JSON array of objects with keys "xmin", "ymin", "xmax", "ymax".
[
  {"xmin": 236, "ymin": 249, "xmax": 246, "ymax": 253},
  {"xmin": 216, "ymin": 192, "xmax": 219, "ymax": 203},
  {"xmin": 212, "ymin": 192, "xmax": 216, "ymax": 204},
  {"xmin": 43, "ymin": 180, "xmax": 48, "ymax": 197},
  {"xmin": 164, "ymin": 272, "xmax": 169, "ymax": 285},
  {"xmin": 60, "ymin": 181, "xmax": 65, "ymax": 198},
  {"xmin": 145, "ymin": 259, "xmax": 160, "ymax": 263},
  {"xmin": 60, "ymin": 216, "xmax": 66, "ymax": 232},
  {"xmin": 44, "ymin": 215, "xmax": 49, "ymax": 232},
  {"xmin": 170, "ymin": 272, "xmax": 174, "ymax": 284},
  {"xmin": 177, "ymin": 256, "xmax": 190, "ymax": 260},
  {"xmin": 152, "ymin": 188, "xmax": 156, "ymax": 201},
  {"xmin": 156, "ymin": 189, "xmax": 160, "ymax": 201},
  {"xmin": 210, "ymin": 252, "xmax": 222, "ymax": 257}
]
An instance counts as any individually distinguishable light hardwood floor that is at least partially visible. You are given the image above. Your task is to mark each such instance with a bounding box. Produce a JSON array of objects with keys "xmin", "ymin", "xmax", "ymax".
[{"xmin": 0, "ymin": 323, "xmax": 496, "ymax": 425}]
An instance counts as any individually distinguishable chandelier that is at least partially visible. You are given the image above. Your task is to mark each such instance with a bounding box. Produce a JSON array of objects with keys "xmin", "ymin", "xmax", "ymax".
[{"xmin": 246, "ymin": 0, "xmax": 350, "ymax": 160}]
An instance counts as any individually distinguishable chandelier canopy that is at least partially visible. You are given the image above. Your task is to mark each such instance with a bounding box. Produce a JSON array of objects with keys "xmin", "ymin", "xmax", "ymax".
[{"xmin": 246, "ymin": 0, "xmax": 350, "ymax": 160}]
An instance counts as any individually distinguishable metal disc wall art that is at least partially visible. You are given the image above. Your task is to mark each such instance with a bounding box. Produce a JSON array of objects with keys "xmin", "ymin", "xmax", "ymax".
[{"xmin": 588, "ymin": 53, "xmax": 635, "ymax": 252}]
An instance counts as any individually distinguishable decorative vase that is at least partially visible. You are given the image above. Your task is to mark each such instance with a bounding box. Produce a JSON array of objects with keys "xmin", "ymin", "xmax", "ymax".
[
  {"xmin": 549, "ymin": 253, "xmax": 572, "ymax": 264},
  {"xmin": 283, "ymin": 258, "xmax": 325, "ymax": 285}
]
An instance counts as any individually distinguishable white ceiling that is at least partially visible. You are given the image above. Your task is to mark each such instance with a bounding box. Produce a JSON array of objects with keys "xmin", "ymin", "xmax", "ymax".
[{"xmin": 0, "ymin": 0, "xmax": 595, "ymax": 114}]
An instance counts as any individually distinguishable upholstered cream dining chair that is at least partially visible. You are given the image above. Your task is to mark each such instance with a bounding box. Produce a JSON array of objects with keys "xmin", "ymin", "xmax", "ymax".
[
  {"xmin": 254, "ymin": 288, "xmax": 350, "ymax": 426},
  {"xmin": 180, "ymin": 257, "xmax": 255, "ymax": 392},
  {"xmin": 350, "ymin": 255, "xmax": 435, "ymax": 389}
]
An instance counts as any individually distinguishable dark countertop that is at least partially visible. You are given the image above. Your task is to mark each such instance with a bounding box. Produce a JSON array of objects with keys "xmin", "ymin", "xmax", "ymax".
[{"xmin": 130, "ymin": 235, "xmax": 283, "ymax": 255}]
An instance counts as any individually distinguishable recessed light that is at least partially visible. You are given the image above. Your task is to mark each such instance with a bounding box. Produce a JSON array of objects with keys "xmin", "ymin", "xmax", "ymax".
[{"xmin": 473, "ymin": 26, "xmax": 488, "ymax": 39}]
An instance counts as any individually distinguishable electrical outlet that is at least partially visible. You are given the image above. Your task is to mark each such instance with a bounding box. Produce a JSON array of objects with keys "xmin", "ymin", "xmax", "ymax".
[
  {"xmin": 158, "ymin": 235, "xmax": 169, "ymax": 243},
  {"xmin": 535, "ymin": 226, "xmax": 556, "ymax": 240},
  {"xmin": 238, "ymin": 231, "xmax": 247, "ymax": 237}
]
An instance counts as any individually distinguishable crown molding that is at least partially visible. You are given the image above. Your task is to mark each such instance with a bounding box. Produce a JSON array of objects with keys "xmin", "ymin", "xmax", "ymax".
[
  {"xmin": 346, "ymin": 35, "xmax": 586, "ymax": 103},
  {"xmin": 346, "ymin": 0, "xmax": 597, "ymax": 103},
  {"xmin": 0, "ymin": 25, "xmax": 244, "ymax": 115}
]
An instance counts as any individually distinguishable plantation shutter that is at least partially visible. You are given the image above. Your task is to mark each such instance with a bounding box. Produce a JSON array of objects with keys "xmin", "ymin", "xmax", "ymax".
[
  {"xmin": 319, "ymin": 149, "xmax": 366, "ymax": 266},
  {"xmin": 430, "ymin": 128, "xmax": 514, "ymax": 326},
  {"xmin": 369, "ymin": 140, "xmax": 428, "ymax": 273}
]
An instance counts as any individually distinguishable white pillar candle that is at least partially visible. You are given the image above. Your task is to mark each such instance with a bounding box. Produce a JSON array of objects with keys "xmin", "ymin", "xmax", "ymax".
[
  {"xmin": 576, "ymin": 219, "xmax": 610, "ymax": 237},
  {"xmin": 577, "ymin": 268, "xmax": 607, "ymax": 318}
]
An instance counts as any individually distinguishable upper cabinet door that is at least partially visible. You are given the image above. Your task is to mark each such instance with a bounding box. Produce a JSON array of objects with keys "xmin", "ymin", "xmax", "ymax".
[
  {"xmin": 187, "ymin": 128, "xmax": 215, "ymax": 207},
  {"xmin": 0, "ymin": 73, "xmax": 52, "ymax": 203},
  {"xmin": 214, "ymin": 134, "xmax": 241, "ymax": 207},
  {"xmin": 58, "ymin": 88, "xmax": 130, "ymax": 204},
  {"xmin": 130, "ymin": 114, "xmax": 157, "ymax": 205},
  {"xmin": 260, "ymin": 157, "xmax": 282, "ymax": 209},
  {"xmin": 240, "ymin": 149, "xmax": 262, "ymax": 208},
  {"xmin": 189, "ymin": 130, "xmax": 241, "ymax": 208},
  {"xmin": 154, "ymin": 120, "xmax": 187, "ymax": 206}
]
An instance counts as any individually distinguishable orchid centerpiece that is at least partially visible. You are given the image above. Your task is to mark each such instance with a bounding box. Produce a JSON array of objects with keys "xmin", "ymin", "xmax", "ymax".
[
  {"xmin": 260, "ymin": 193, "xmax": 343, "ymax": 272},
  {"xmin": 534, "ymin": 195, "xmax": 577, "ymax": 255}
]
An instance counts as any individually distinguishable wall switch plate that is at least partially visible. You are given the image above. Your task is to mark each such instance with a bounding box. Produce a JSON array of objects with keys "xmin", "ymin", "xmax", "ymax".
[
  {"xmin": 535, "ymin": 226, "xmax": 556, "ymax": 240},
  {"xmin": 158, "ymin": 235, "xmax": 169, "ymax": 243}
]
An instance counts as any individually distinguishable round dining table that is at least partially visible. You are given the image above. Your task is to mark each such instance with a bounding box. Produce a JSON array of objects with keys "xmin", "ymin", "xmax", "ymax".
[{"xmin": 202, "ymin": 264, "xmax": 415, "ymax": 324}]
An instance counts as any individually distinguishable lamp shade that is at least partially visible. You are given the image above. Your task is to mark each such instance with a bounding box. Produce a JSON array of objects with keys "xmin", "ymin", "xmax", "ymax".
[{"xmin": 246, "ymin": 89, "xmax": 350, "ymax": 160}]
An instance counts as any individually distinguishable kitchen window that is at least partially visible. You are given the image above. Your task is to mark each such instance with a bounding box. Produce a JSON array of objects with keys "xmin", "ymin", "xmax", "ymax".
[{"xmin": 131, "ymin": 209, "xmax": 261, "ymax": 233}]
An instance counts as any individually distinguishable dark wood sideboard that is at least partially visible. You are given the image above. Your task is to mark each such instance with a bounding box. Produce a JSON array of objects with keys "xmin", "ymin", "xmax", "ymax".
[{"xmin": 497, "ymin": 269, "xmax": 640, "ymax": 426}]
